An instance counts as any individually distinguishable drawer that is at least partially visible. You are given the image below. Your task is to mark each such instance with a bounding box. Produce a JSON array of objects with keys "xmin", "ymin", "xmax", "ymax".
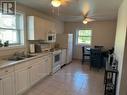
[
  {"xmin": 0, "ymin": 66, "xmax": 14, "ymax": 76},
  {"xmin": 15, "ymin": 61, "xmax": 30, "ymax": 70},
  {"xmin": 29, "ymin": 57, "xmax": 43, "ymax": 65}
]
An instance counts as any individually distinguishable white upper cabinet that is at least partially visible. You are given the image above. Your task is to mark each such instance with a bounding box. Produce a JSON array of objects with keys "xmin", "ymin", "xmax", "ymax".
[
  {"xmin": 28, "ymin": 16, "xmax": 56, "ymax": 40},
  {"xmin": 28, "ymin": 16, "xmax": 46, "ymax": 40},
  {"xmin": 45, "ymin": 20, "xmax": 56, "ymax": 34}
]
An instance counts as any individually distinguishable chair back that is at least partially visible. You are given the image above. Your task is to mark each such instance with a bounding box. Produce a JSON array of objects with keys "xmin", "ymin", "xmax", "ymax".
[
  {"xmin": 94, "ymin": 46, "xmax": 104, "ymax": 50},
  {"xmin": 90, "ymin": 48, "xmax": 102, "ymax": 68},
  {"xmin": 82, "ymin": 46, "xmax": 85, "ymax": 55}
]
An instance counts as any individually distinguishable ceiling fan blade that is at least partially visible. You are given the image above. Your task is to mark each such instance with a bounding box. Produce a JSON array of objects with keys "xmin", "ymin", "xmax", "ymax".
[
  {"xmin": 61, "ymin": 0, "xmax": 71, "ymax": 6},
  {"xmin": 86, "ymin": 18, "xmax": 96, "ymax": 22}
]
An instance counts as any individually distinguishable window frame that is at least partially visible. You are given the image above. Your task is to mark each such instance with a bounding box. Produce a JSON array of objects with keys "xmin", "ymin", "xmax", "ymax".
[
  {"xmin": 76, "ymin": 29, "xmax": 92, "ymax": 46},
  {"xmin": 0, "ymin": 11, "xmax": 25, "ymax": 46}
]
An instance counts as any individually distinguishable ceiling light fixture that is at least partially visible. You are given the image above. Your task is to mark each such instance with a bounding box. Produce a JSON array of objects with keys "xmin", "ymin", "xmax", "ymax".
[
  {"xmin": 51, "ymin": 0, "xmax": 61, "ymax": 7},
  {"xmin": 83, "ymin": 19, "xmax": 88, "ymax": 24}
]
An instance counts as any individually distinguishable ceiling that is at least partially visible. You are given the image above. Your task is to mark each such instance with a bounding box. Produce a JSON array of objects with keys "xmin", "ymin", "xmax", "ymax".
[{"xmin": 16, "ymin": 0, "xmax": 123, "ymax": 22}]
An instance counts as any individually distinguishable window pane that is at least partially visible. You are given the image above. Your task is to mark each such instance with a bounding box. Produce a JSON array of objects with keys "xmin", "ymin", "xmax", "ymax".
[
  {"xmin": 79, "ymin": 30, "xmax": 92, "ymax": 36},
  {"xmin": 0, "ymin": 29, "xmax": 19, "ymax": 44},
  {"xmin": 78, "ymin": 29, "xmax": 92, "ymax": 45},
  {"xmin": 0, "ymin": 12, "xmax": 24, "ymax": 46},
  {"xmin": 0, "ymin": 13, "xmax": 16, "ymax": 29},
  {"xmin": 78, "ymin": 36, "xmax": 91, "ymax": 44}
]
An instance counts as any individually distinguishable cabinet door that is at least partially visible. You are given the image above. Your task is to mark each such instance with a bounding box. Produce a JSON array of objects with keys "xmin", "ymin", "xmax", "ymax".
[
  {"xmin": 2, "ymin": 73, "xmax": 15, "ymax": 95},
  {"xmin": 34, "ymin": 17, "xmax": 46, "ymax": 40},
  {"xmin": 0, "ymin": 78, "xmax": 3, "ymax": 95},
  {"xmin": 29, "ymin": 64, "xmax": 40, "ymax": 86},
  {"xmin": 44, "ymin": 56, "xmax": 52, "ymax": 75},
  {"xmin": 28, "ymin": 16, "xmax": 46, "ymax": 40},
  {"xmin": 38, "ymin": 61, "xmax": 46, "ymax": 79},
  {"xmin": 45, "ymin": 20, "xmax": 56, "ymax": 33},
  {"xmin": 15, "ymin": 68, "xmax": 29, "ymax": 95},
  {"xmin": 61, "ymin": 49, "xmax": 67, "ymax": 66}
]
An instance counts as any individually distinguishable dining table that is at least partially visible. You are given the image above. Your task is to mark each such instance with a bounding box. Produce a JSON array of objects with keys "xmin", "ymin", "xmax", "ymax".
[{"xmin": 86, "ymin": 47, "xmax": 107, "ymax": 68}]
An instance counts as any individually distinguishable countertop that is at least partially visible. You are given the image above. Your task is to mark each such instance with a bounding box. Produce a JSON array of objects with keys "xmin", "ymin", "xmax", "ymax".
[{"xmin": 0, "ymin": 52, "xmax": 51, "ymax": 69}]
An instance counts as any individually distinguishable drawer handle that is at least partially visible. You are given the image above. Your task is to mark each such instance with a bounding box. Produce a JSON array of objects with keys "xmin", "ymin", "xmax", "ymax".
[{"xmin": 28, "ymin": 66, "xmax": 32, "ymax": 69}]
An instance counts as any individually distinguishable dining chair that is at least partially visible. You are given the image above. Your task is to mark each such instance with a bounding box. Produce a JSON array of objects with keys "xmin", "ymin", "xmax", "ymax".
[
  {"xmin": 90, "ymin": 48, "xmax": 102, "ymax": 69},
  {"xmin": 82, "ymin": 46, "xmax": 90, "ymax": 64},
  {"xmin": 94, "ymin": 45, "xmax": 104, "ymax": 49}
]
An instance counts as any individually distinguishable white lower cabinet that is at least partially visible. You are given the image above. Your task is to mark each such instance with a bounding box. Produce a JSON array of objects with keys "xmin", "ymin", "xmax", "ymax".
[
  {"xmin": 0, "ymin": 54, "xmax": 52, "ymax": 95},
  {"xmin": 29, "ymin": 63, "xmax": 40, "ymax": 87},
  {"xmin": 15, "ymin": 67, "xmax": 29, "ymax": 95},
  {"xmin": 0, "ymin": 73, "xmax": 15, "ymax": 95},
  {"xmin": 0, "ymin": 79, "xmax": 3, "ymax": 95},
  {"xmin": 39, "ymin": 61, "xmax": 46, "ymax": 79},
  {"xmin": 61, "ymin": 49, "xmax": 67, "ymax": 66},
  {"xmin": 45, "ymin": 56, "xmax": 52, "ymax": 75}
]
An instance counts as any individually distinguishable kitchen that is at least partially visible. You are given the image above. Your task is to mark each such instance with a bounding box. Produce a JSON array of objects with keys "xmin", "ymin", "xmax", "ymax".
[
  {"xmin": 0, "ymin": 1, "xmax": 73, "ymax": 95},
  {"xmin": 0, "ymin": 0, "xmax": 127, "ymax": 95}
]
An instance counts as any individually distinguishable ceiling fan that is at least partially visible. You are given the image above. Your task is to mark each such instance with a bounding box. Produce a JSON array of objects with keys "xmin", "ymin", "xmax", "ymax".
[
  {"xmin": 51, "ymin": 0, "xmax": 71, "ymax": 7},
  {"xmin": 82, "ymin": 12, "xmax": 96, "ymax": 24}
]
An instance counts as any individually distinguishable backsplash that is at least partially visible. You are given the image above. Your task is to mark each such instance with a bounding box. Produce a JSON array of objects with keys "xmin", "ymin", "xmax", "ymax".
[{"xmin": 0, "ymin": 47, "xmax": 26, "ymax": 59}]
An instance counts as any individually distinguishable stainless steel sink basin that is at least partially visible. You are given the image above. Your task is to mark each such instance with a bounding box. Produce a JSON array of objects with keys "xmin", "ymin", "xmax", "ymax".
[
  {"xmin": 8, "ymin": 54, "xmax": 36, "ymax": 61},
  {"xmin": 25, "ymin": 55, "xmax": 36, "ymax": 58},
  {"xmin": 8, "ymin": 56, "xmax": 25, "ymax": 61}
]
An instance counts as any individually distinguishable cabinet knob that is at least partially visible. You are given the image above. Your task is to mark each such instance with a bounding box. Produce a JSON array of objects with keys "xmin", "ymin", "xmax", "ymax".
[
  {"xmin": 0, "ymin": 78, "xmax": 2, "ymax": 80},
  {"xmin": 30, "ymin": 66, "xmax": 32, "ymax": 69}
]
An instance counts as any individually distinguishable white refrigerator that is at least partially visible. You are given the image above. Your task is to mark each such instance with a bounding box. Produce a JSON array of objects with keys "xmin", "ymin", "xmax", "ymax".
[{"xmin": 56, "ymin": 34, "xmax": 73, "ymax": 64}]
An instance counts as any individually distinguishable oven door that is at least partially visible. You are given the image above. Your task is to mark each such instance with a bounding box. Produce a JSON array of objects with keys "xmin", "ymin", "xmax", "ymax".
[
  {"xmin": 52, "ymin": 50, "xmax": 61, "ymax": 73},
  {"xmin": 54, "ymin": 53, "xmax": 60, "ymax": 63}
]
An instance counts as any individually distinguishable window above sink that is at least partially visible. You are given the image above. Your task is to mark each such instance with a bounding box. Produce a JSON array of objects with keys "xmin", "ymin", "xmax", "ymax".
[{"xmin": 0, "ymin": 12, "xmax": 25, "ymax": 47}]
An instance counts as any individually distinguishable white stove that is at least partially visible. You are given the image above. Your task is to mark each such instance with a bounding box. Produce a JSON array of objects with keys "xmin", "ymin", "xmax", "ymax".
[{"xmin": 51, "ymin": 49, "xmax": 62, "ymax": 74}]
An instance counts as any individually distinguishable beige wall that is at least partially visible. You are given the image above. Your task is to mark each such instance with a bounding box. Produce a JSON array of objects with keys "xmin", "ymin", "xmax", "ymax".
[
  {"xmin": 64, "ymin": 21, "xmax": 116, "ymax": 59},
  {"xmin": 114, "ymin": 0, "xmax": 127, "ymax": 94},
  {"xmin": 0, "ymin": 3, "xmax": 64, "ymax": 58},
  {"xmin": 119, "ymin": 32, "xmax": 127, "ymax": 95}
]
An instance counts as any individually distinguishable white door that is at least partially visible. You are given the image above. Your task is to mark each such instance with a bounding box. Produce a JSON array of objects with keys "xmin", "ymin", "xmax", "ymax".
[
  {"xmin": 15, "ymin": 68, "xmax": 29, "ymax": 95},
  {"xmin": 2, "ymin": 73, "xmax": 15, "ymax": 95},
  {"xmin": 0, "ymin": 78, "xmax": 3, "ymax": 95},
  {"xmin": 29, "ymin": 64, "xmax": 40, "ymax": 86}
]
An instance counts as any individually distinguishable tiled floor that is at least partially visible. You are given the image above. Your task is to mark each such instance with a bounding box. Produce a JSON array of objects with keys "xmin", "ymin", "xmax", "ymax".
[{"xmin": 23, "ymin": 60, "xmax": 104, "ymax": 95}]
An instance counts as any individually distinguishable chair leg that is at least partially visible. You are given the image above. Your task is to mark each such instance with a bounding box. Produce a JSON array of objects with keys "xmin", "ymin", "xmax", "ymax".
[{"xmin": 82, "ymin": 56, "xmax": 84, "ymax": 64}]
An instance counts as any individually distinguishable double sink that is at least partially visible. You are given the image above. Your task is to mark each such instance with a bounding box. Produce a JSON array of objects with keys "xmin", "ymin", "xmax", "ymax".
[{"xmin": 8, "ymin": 52, "xmax": 36, "ymax": 61}]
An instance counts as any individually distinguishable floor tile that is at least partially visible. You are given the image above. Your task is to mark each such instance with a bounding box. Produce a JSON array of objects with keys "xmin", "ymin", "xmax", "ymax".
[{"xmin": 23, "ymin": 60, "xmax": 104, "ymax": 95}]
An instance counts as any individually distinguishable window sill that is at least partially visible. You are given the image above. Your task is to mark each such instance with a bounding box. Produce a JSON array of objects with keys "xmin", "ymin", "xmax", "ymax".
[
  {"xmin": 76, "ymin": 43, "xmax": 91, "ymax": 46},
  {"xmin": 0, "ymin": 45, "xmax": 25, "ymax": 51}
]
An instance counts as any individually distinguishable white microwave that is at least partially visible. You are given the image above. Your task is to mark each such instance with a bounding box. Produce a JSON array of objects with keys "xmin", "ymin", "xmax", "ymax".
[{"xmin": 47, "ymin": 33, "xmax": 56, "ymax": 43}]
